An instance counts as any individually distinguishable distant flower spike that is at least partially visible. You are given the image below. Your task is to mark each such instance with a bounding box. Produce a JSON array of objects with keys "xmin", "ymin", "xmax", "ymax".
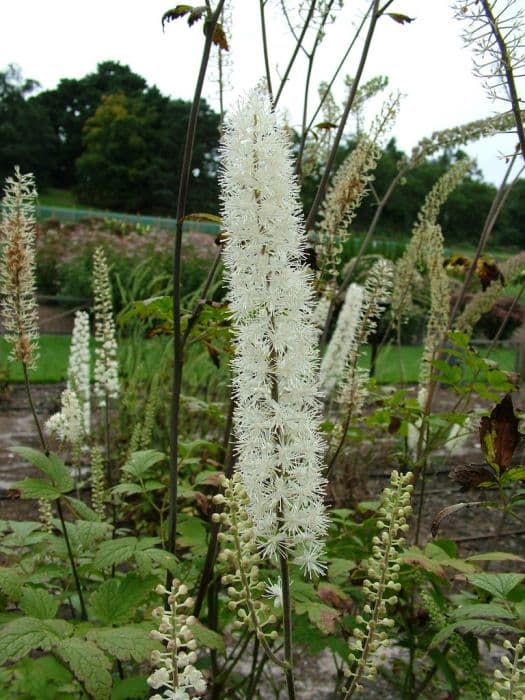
[
  {"xmin": 92, "ymin": 248, "xmax": 119, "ymax": 406},
  {"xmin": 0, "ymin": 167, "xmax": 39, "ymax": 369},
  {"xmin": 67, "ymin": 310, "xmax": 91, "ymax": 435}
]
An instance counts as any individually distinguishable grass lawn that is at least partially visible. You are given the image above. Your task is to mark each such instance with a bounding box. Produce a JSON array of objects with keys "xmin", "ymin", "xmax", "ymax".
[
  {"xmin": 38, "ymin": 188, "xmax": 78, "ymax": 208},
  {"xmin": 1, "ymin": 335, "xmax": 518, "ymax": 385}
]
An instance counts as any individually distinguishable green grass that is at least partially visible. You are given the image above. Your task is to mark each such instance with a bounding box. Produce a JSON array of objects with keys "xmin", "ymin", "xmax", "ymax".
[
  {"xmin": 38, "ymin": 188, "xmax": 78, "ymax": 208},
  {"xmin": 1, "ymin": 335, "xmax": 518, "ymax": 386}
]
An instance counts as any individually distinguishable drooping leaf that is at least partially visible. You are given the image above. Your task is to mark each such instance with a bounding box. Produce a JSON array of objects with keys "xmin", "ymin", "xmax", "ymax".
[
  {"xmin": 87, "ymin": 624, "xmax": 161, "ymax": 662},
  {"xmin": 211, "ymin": 22, "xmax": 229, "ymax": 50},
  {"xmin": 479, "ymin": 394, "xmax": 520, "ymax": 471},
  {"xmin": 0, "ymin": 617, "xmax": 73, "ymax": 664},
  {"xmin": 55, "ymin": 638, "xmax": 112, "ymax": 700},
  {"xmin": 188, "ymin": 5, "xmax": 206, "ymax": 26},
  {"xmin": 452, "ymin": 603, "xmax": 516, "ymax": 620},
  {"xmin": 465, "ymin": 551, "xmax": 524, "ymax": 563},
  {"xmin": 162, "ymin": 5, "xmax": 194, "ymax": 29},
  {"xmin": 431, "ymin": 502, "xmax": 486, "ymax": 538},
  {"xmin": 466, "ymin": 572, "xmax": 525, "ymax": 599},
  {"xmin": 11, "ymin": 448, "xmax": 74, "ymax": 493},
  {"xmin": 63, "ymin": 496, "xmax": 99, "ymax": 522},
  {"xmin": 184, "ymin": 212, "xmax": 222, "ymax": 225},
  {"xmin": 19, "ymin": 587, "xmax": 59, "ymax": 620}
]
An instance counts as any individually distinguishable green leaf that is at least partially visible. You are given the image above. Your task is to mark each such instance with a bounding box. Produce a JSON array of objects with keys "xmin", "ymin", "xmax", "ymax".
[
  {"xmin": 0, "ymin": 617, "xmax": 73, "ymax": 664},
  {"xmin": 452, "ymin": 603, "xmax": 516, "ymax": 620},
  {"xmin": 184, "ymin": 212, "xmax": 222, "ymax": 224},
  {"xmin": 466, "ymin": 573, "xmax": 525, "ymax": 599},
  {"xmin": 121, "ymin": 450, "xmax": 165, "ymax": 480},
  {"xmin": 90, "ymin": 575, "xmax": 157, "ymax": 625},
  {"xmin": 55, "ymin": 637, "xmax": 112, "ymax": 700},
  {"xmin": 0, "ymin": 569, "xmax": 24, "ymax": 599},
  {"xmin": 19, "ymin": 587, "xmax": 59, "ymax": 620},
  {"xmin": 111, "ymin": 676, "xmax": 149, "ymax": 700},
  {"xmin": 63, "ymin": 496, "xmax": 100, "ymax": 522},
  {"xmin": 501, "ymin": 466, "xmax": 525, "ymax": 484},
  {"xmin": 177, "ymin": 516, "xmax": 208, "ymax": 555},
  {"xmin": 465, "ymin": 552, "xmax": 525, "ymax": 563},
  {"xmin": 73, "ymin": 520, "xmax": 112, "ymax": 550},
  {"xmin": 11, "ymin": 448, "xmax": 74, "ymax": 493},
  {"xmin": 430, "ymin": 618, "xmax": 520, "ymax": 648},
  {"xmin": 87, "ymin": 624, "xmax": 160, "ymax": 662},
  {"xmin": 188, "ymin": 620, "xmax": 225, "ymax": 653},
  {"xmin": 93, "ymin": 536, "xmax": 158, "ymax": 570},
  {"xmin": 327, "ymin": 558, "xmax": 356, "ymax": 581},
  {"xmin": 12, "ymin": 478, "xmax": 62, "ymax": 500}
]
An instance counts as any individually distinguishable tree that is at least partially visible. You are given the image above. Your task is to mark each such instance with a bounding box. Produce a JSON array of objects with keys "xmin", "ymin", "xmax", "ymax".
[{"xmin": 0, "ymin": 65, "xmax": 58, "ymax": 188}]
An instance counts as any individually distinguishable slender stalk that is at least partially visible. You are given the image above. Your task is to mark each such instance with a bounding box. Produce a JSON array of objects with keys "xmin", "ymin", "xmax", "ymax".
[
  {"xmin": 304, "ymin": 0, "xmax": 381, "ymax": 232},
  {"xmin": 274, "ymin": 0, "xmax": 318, "ymax": 107},
  {"xmin": 168, "ymin": 0, "xmax": 226, "ymax": 563},
  {"xmin": 22, "ymin": 362, "xmax": 87, "ymax": 620},
  {"xmin": 259, "ymin": 0, "xmax": 273, "ymax": 100},
  {"xmin": 479, "ymin": 0, "xmax": 525, "ymax": 161},
  {"xmin": 181, "ymin": 248, "xmax": 222, "ymax": 349},
  {"xmin": 279, "ymin": 552, "xmax": 296, "ymax": 700}
]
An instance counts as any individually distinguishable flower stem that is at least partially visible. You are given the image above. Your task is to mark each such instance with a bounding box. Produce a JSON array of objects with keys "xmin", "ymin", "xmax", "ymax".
[{"xmin": 279, "ymin": 552, "xmax": 297, "ymax": 700}]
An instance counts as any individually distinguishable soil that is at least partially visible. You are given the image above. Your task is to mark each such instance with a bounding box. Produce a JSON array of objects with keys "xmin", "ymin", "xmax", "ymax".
[{"xmin": 1, "ymin": 382, "xmax": 524, "ymax": 699}]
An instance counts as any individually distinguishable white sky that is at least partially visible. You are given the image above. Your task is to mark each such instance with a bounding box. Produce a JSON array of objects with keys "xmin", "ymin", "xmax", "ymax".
[{"xmin": 1, "ymin": 0, "xmax": 523, "ymax": 185}]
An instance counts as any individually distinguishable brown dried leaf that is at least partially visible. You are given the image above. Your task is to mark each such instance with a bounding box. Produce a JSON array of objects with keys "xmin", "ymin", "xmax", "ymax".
[
  {"xmin": 388, "ymin": 416, "xmax": 402, "ymax": 434},
  {"xmin": 314, "ymin": 121, "xmax": 338, "ymax": 130},
  {"xmin": 386, "ymin": 12, "xmax": 415, "ymax": 24},
  {"xmin": 188, "ymin": 6, "xmax": 206, "ymax": 27},
  {"xmin": 449, "ymin": 463, "xmax": 497, "ymax": 490},
  {"xmin": 476, "ymin": 258, "xmax": 505, "ymax": 290},
  {"xmin": 162, "ymin": 5, "xmax": 193, "ymax": 29},
  {"xmin": 212, "ymin": 23, "xmax": 229, "ymax": 50},
  {"xmin": 479, "ymin": 394, "xmax": 520, "ymax": 470},
  {"xmin": 431, "ymin": 501, "xmax": 485, "ymax": 538}
]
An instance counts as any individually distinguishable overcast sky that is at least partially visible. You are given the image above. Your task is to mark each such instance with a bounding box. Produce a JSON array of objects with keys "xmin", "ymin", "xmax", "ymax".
[{"xmin": 1, "ymin": 0, "xmax": 523, "ymax": 184}]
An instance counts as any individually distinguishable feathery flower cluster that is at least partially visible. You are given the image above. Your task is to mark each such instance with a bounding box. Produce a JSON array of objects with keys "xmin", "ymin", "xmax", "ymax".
[
  {"xmin": 92, "ymin": 247, "xmax": 119, "ymax": 406},
  {"xmin": 67, "ymin": 310, "xmax": 91, "ymax": 435},
  {"xmin": 90, "ymin": 446, "xmax": 106, "ymax": 520},
  {"xmin": 492, "ymin": 637, "xmax": 525, "ymax": 699},
  {"xmin": 392, "ymin": 160, "xmax": 471, "ymax": 324},
  {"xmin": 339, "ymin": 260, "xmax": 393, "ymax": 415},
  {"xmin": 316, "ymin": 93, "xmax": 399, "ymax": 287},
  {"xmin": 0, "ymin": 167, "xmax": 39, "ymax": 369},
  {"xmin": 220, "ymin": 88, "xmax": 328, "ymax": 575},
  {"xmin": 214, "ymin": 475, "xmax": 279, "ymax": 641},
  {"xmin": 455, "ymin": 280, "xmax": 504, "ymax": 333},
  {"xmin": 418, "ymin": 223, "xmax": 450, "ymax": 396},
  {"xmin": 320, "ymin": 283, "xmax": 364, "ymax": 395},
  {"xmin": 45, "ymin": 389, "xmax": 84, "ymax": 446},
  {"xmin": 409, "ymin": 110, "xmax": 520, "ymax": 164},
  {"xmin": 148, "ymin": 581, "xmax": 206, "ymax": 700},
  {"xmin": 311, "ymin": 294, "xmax": 331, "ymax": 337},
  {"xmin": 344, "ymin": 470, "xmax": 413, "ymax": 698}
]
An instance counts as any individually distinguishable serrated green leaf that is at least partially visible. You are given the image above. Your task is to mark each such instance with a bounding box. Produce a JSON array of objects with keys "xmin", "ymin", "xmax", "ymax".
[
  {"xmin": 188, "ymin": 620, "xmax": 225, "ymax": 653},
  {"xmin": 430, "ymin": 618, "xmax": 520, "ymax": 648},
  {"xmin": 452, "ymin": 603, "xmax": 515, "ymax": 620},
  {"xmin": 121, "ymin": 450, "xmax": 165, "ymax": 480},
  {"xmin": 465, "ymin": 552, "xmax": 525, "ymax": 563},
  {"xmin": 111, "ymin": 676, "xmax": 149, "ymax": 699},
  {"xmin": 12, "ymin": 478, "xmax": 62, "ymax": 500},
  {"xmin": 0, "ymin": 617, "xmax": 73, "ymax": 664},
  {"xmin": 94, "ymin": 537, "xmax": 161, "ymax": 570},
  {"xmin": 73, "ymin": 520, "xmax": 112, "ymax": 551},
  {"xmin": 327, "ymin": 558, "xmax": 356, "ymax": 581},
  {"xmin": 87, "ymin": 624, "xmax": 161, "ymax": 662},
  {"xmin": 11, "ymin": 448, "xmax": 73, "ymax": 493},
  {"xmin": 90, "ymin": 575, "xmax": 156, "ymax": 625},
  {"xmin": 0, "ymin": 569, "xmax": 24, "ymax": 599},
  {"xmin": 63, "ymin": 496, "xmax": 99, "ymax": 522},
  {"xmin": 466, "ymin": 573, "xmax": 525, "ymax": 599},
  {"xmin": 177, "ymin": 517, "xmax": 207, "ymax": 555},
  {"xmin": 55, "ymin": 637, "xmax": 111, "ymax": 700},
  {"xmin": 19, "ymin": 587, "xmax": 59, "ymax": 620}
]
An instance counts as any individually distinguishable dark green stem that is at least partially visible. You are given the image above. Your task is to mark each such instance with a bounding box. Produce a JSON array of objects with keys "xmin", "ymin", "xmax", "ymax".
[
  {"xmin": 279, "ymin": 553, "xmax": 296, "ymax": 700},
  {"xmin": 167, "ymin": 0, "xmax": 226, "ymax": 566}
]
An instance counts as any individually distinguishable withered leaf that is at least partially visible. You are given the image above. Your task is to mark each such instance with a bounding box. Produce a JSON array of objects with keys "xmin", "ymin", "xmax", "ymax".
[
  {"xmin": 204, "ymin": 340, "xmax": 221, "ymax": 368},
  {"xmin": 314, "ymin": 121, "xmax": 338, "ymax": 130},
  {"xmin": 476, "ymin": 258, "xmax": 505, "ymax": 290},
  {"xmin": 388, "ymin": 415, "xmax": 402, "ymax": 434},
  {"xmin": 449, "ymin": 463, "xmax": 496, "ymax": 490},
  {"xmin": 431, "ymin": 501, "xmax": 485, "ymax": 538},
  {"xmin": 386, "ymin": 12, "xmax": 415, "ymax": 25},
  {"xmin": 444, "ymin": 254, "xmax": 471, "ymax": 271},
  {"xmin": 211, "ymin": 23, "xmax": 229, "ymax": 50},
  {"xmin": 188, "ymin": 6, "xmax": 206, "ymax": 26},
  {"xmin": 479, "ymin": 394, "xmax": 520, "ymax": 471}
]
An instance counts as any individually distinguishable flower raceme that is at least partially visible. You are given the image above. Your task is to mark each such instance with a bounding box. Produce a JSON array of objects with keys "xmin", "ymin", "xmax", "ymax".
[
  {"xmin": 92, "ymin": 247, "xmax": 119, "ymax": 406},
  {"xmin": 0, "ymin": 167, "xmax": 39, "ymax": 369},
  {"xmin": 219, "ymin": 89, "xmax": 328, "ymax": 576}
]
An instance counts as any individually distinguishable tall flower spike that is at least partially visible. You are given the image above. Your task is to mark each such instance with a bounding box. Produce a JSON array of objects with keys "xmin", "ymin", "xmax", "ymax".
[
  {"xmin": 0, "ymin": 167, "xmax": 39, "ymax": 369},
  {"xmin": 67, "ymin": 310, "xmax": 91, "ymax": 435},
  {"xmin": 220, "ymin": 88, "xmax": 328, "ymax": 576},
  {"xmin": 492, "ymin": 637, "xmax": 525, "ymax": 699},
  {"xmin": 92, "ymin": 248, "xmax": 119, "ymax": 406}
]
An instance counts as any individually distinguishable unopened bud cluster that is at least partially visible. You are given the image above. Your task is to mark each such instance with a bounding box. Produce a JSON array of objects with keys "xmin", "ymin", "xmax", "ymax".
[
  {"xmin": 93, "ymin": 247, "xmax": 119, "ymax": 406},
  {"xmin": 214, "ymin": 475, "xmax": 279, "ymax": 641},
  {"xmin": 345, "ymin": 470, "xmax": 413, "ymax": 696},
  {"xmin": 492, "ymin": 637, "xmax": 525, "ymax": 700},
  {"xmin": 147, "ymin": 581, "xmax": 206, "ymax": 700}
]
